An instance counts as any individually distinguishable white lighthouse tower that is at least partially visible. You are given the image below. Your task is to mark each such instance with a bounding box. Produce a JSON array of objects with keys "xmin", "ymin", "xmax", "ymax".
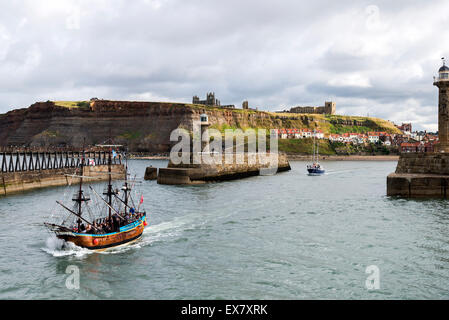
[
  {"xmin": 200, "ymin": 113, "xmax": 210, "ymax": 153},
  {"xmin": 434, "ymin": 58, "xmax": 449, "ymax": 152}
]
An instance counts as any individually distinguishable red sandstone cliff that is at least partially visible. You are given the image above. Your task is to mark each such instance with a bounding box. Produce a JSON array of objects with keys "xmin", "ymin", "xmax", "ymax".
[
  {"xmin": 0, "ymin": 100, "xmax": 400, "ymax": 152},
  {"xmin": 0, "ymin": 100, "xmax": 286, "ymax": 152},
  {"xmin": 0, "ymin": 101, "xmax": 195, "ymax": 152}
]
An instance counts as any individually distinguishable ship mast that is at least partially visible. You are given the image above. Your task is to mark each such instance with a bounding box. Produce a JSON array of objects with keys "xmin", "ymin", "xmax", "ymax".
[
  {"xmin": 124, "ymin": 150, "xmax": 129, "ymax": 216},
  {"xmin": 76, "ymin": 145, "xmax": 86, "ymax": 230},
  {"xmin": 313, "ymin": 129, "xmax": 316, "ymax": 163},
  {"xmin": 96, "ymin": 143, "xmax": 123, "ymax": 227},
  {"xmin": 108, "ymin": 148, "xmax": 112, "ymax": 222}
]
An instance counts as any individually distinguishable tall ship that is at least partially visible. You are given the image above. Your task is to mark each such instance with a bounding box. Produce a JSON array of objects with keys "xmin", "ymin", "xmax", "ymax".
[
  {"xmin": 44, "ymin": 145, "xmax": 147, "ymax": 251},
  {"xmin": 307, "ymin": 130, "xmax": 325, "ymax": 176}
]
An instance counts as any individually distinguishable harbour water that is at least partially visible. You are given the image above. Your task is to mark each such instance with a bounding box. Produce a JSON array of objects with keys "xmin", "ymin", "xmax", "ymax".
[{"xmin": 1, "ymin": 160, "xmax": 449, "ymax": 299}]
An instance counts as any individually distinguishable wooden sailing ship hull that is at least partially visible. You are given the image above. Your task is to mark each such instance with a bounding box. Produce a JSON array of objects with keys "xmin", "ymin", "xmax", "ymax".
[{"xmin": 58, "ymin": 217, "xmax": 146, "ymax": 250}]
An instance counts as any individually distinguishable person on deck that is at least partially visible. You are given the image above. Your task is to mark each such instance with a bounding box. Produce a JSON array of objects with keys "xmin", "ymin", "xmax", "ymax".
[{"xmin": 112, "ymin": 214, "xmax": 120, "ymax": 232}]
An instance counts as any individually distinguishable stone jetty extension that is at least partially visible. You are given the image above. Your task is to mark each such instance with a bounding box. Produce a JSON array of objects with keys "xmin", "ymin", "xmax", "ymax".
[
  {"xmin": 144, "ymin": 167, "xmax": 158, "ymax": 180},
  {"xmin": 387, "ymin": 153, "xmax": 449, "ymax": 198},
  {"xmin": 157, "ymin": 153, "xmax": 291, "ymax": 185},
  {"xmin": 0, "ymin": 164, "xmax": 125, "ymax": 196}
]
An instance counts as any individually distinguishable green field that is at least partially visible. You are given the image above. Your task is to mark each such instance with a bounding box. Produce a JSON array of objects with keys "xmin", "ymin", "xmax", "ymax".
[
  {"xmin": 277, "ymin": 139, "xmax": 336, "ymax": 155},
  {"xmin": 54, "ymin": 101, "xmax": 90, "ymax": 109}
]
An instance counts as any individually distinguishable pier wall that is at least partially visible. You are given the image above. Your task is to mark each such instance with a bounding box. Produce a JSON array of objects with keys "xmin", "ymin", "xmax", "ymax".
[
  {"xmin": 144, "ymin": 167, "xmax": 158, "ymax": 180},
  {"xmin": 387, "ymin": 153, "xmax": 449, "ymax": 198},
  {"xmin": 394, "ymin": 153, "xmax": 449, "ymax": 174},
  {"xmin": 158, "ymin": 153, "xmax": 291, "ymax": 185},
  {"xmin": 0, "ymin": 164, "xmax": 125, "ymax": 196}
]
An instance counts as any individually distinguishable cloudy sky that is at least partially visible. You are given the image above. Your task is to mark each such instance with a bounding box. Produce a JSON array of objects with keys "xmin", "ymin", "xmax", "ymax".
[{"xmin": 0, "ymin": 0, "xmax": 448, "ymax": 131}]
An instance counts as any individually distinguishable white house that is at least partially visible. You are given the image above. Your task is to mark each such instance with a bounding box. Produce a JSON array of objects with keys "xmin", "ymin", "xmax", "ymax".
[
  {"xmin": 368, "ymin": 135, "xmax": 380, "ymax": 143},
  {"xmin": 314, "ymin": 130, "xmax": 324, "ymax": 139},
  {"xmin": 302, "ymin": 129, "xmax": 312, "ymax": 138}
]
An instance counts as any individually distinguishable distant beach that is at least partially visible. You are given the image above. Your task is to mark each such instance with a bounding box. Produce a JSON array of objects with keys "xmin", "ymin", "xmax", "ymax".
[{"xmin": 287, "ymin": 154, "xmax": 399, "ymax": 161}]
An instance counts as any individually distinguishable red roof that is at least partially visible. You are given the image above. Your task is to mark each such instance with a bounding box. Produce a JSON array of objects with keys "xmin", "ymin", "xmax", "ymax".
[{"xmin": 401, "ymin": 142, "xmax": 420, "ymax": 147}]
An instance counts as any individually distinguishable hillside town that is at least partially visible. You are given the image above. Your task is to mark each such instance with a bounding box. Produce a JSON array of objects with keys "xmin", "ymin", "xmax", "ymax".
[
  {"xmin": 190, "ymin": 92, "xmax": 437, "ymax": 154},
  {"xmin": 274, "ymin": 123, "xmax": 439, "ymax": 153}
]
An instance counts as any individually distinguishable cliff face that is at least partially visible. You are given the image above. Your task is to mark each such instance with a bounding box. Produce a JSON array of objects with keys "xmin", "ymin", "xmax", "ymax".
[
  {"xmin": 0, "ymin": 100, "xmax": 401, "ymax": 152},
  {"xmin": 0, "ymin": 101, "xmax": 195, "ymax": 152}
]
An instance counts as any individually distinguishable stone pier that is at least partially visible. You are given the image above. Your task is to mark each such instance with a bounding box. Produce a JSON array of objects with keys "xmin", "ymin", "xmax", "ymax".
[
  {"xmin": 157, "ymin": 153, "xmax": 291, "ymax": 185},
  {"xmin": 387, "ymin": 153, "xmax": 449, "ymax": 198},
  {"xmin": 144, "ymin": 167, "xmax": 158, "ymax": 180},
  {"xmin": 387, "ymin": 60, "xmax": 449, "ymax": 198},
  {"xmin": 0, "ymin": 164, "xmax": 125, "ymax": 196}
]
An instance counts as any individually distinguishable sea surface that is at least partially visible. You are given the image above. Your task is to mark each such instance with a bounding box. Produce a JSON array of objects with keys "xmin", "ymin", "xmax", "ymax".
[{"xmin": 1, "ymin": 160, "xmax": 449, "ymax": 300}]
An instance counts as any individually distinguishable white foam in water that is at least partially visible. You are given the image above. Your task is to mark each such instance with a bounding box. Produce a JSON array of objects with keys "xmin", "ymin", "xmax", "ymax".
[
  {"xmin": 101, "ymin": 212, "xmax": 216, "ymax": 254},
  {"xmin": 324, "ymin": 169, "xmax": 355, "ymax": 175},
  {"xmin": 42, "ymin": 211, "xmax": 226, "ymax": 256},
  {"xmin": 42, "ymin": 235, "xmax": 92, "ymax": 257},
  {"xmin": 101, "ymin": 217, "xmax": 192, "ymax": 254}
]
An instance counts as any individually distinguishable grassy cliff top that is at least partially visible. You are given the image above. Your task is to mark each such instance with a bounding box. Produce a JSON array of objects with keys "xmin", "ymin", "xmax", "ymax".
[
  {"xmin": 266, "ymin": 111, "xmax": 401, "ymax": 135},
  {"xmin": 187, "ymin": 104, "xmax": 401, "ymax": 134},
  {"xmin": 54, "ymin": 101, "xmax": 90, "ymax": 109},
  {"xmin": 49, "ymin": 100, "xmax": 401, "ymax": 135}
]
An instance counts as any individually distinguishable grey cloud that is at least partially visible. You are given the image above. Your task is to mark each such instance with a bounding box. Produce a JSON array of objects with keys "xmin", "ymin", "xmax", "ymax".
[{"xmin": 0, "ymin": 0, "xmax": 448, "ymax": 131}]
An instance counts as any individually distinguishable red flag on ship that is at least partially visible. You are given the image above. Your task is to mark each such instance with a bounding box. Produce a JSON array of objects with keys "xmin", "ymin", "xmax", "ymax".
[{"xmin": 140, "ymin": 195, "xmax": 144, "ymax": 204}]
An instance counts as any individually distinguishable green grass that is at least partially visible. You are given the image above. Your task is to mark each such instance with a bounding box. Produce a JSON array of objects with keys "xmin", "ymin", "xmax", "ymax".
[
  {"xmin": 54, "ymin": 101, "xmax": 90, "ymax": 109},
  {"xmin": 210, "ymin": 123, "xmax": 241, "ymax": 132},
  {"xmin": 118, "ymin": 131, "xmax": 142, "ymax": 140},
  {"xmin": 188, "ymin": 103, "xmax": 258, "ymax": 114},
  {"xmin": 274, "ymin": 139, "xmax": 398, "ymax": 155},
  {"xmin": 277, "ymin": 139, "xmax": 336, "ymax": 155},
  {"xmin": 266, "ymin": 112, "xmax": 401, "ymax": 135},
  {"xmin": 41, "ymin": 130, "xmax": 60, "ymax": 138},
  {"xmin": 328, "ymin": 124, "xmax": 374, "ymax": 134}
]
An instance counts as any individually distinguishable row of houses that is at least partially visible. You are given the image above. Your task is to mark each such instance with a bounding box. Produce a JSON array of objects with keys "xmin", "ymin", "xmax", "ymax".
[
  {"xmin": 275, "ymin": 129, "xmax": 392, "ymax": 145},
  {"xmin": 328, "ymin": 132, "xmax": 391, "ymax": 145},
  {"xmin": 400, "ymin": 141, "xmax": 437, "ymax": 153},
  {"xmin": 274, "ymin": 127, "xmax": 440, "ymax": 152},
  {"xmin": 274, "ymin": 129, "xmax": 325, "ymax": 140}
]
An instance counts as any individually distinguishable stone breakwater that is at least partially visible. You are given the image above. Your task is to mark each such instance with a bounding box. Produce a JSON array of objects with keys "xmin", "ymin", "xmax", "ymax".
[
  {"xmin": 387, "ymin": 153, "xmax": 449, "ymax": 198},
  {"xmin": 157, "ymin": 153, "xmax": 291, "ymax": 185},
  {"xmin": 0, "ymin": 164, "xmax": 125, "ymax": 196}
]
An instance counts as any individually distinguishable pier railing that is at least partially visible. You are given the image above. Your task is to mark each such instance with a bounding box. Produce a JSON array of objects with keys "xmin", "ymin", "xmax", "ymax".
[{"xmin": 0, "ymin": 151, "xmax": 122, "ymax": 173}]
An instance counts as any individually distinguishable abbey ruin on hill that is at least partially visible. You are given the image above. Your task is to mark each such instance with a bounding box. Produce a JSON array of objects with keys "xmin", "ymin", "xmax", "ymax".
[
  {"xmin": 278, "ymin": 101, "xmax": 336, "ymax": 115},
  {"xmin": 192, "ymin": 92, "xmax": 336, "ymax": 115},
  {"xmin": 192, "ymin": 92, "xmax": 239, "ymax": 110}
]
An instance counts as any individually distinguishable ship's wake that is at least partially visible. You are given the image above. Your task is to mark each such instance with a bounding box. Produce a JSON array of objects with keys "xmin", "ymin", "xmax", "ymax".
[
  {"xmin": 322, "ymin": 169, "xmax": 355, "ymax": 175},
  {"xmin": 42, "ymin": 211, "xmax": 213, "ymax": 256},
  {"xmin": 41, "ymin": 235, "xmax": 93, "ymax": 258},
  {"xmin": 101, "ymin": 214, "xmax": 202, "ymax": 254}
]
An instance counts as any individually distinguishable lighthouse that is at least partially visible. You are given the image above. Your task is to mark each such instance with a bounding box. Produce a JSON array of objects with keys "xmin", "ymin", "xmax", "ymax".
[
  {"xmin": 387, "ymin": 58, "xmax": 449, "ymax": 197},
  {"xmin": 434, "ymin": 58, "xmax": 449, "ymax": 152},
  {"xmin": 200, "ymin": 113, "xmax": 210, "ymax": 153}
]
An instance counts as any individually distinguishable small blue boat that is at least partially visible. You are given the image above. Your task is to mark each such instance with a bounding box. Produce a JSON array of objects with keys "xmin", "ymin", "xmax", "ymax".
[
  {"xmin": 307, "ymin": 130, "xmax": 325, "ymax": 175},
  {"xmin": 307, "ymin": 164, "xmax": 325, "ymax": 175}
]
